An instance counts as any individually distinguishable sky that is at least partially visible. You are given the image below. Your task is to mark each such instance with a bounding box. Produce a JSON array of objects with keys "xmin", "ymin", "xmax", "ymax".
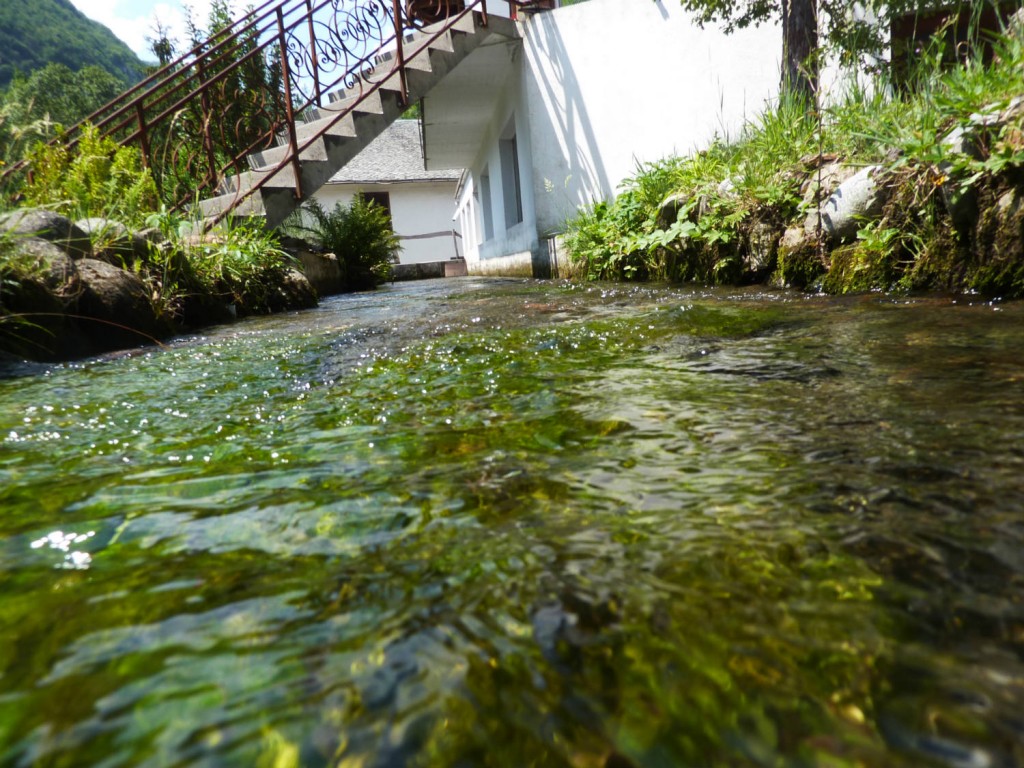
[{"xmin": 67, "ymin": 0, "xmax": 216, "ymax": 61}]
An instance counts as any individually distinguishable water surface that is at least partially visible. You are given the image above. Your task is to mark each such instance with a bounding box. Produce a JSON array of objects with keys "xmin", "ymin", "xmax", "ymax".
[{"xmin": 1, "ymin": 278, "xmax": 1023, "ymax": 767}]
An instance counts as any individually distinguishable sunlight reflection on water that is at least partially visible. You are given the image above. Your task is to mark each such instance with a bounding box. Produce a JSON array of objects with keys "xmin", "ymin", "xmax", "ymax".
[{"xmin": 0, "ymin": 280, "xmax": 1023, "ymax": 767}]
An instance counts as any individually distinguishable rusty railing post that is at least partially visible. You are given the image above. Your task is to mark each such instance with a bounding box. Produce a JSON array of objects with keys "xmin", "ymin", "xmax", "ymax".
[
  {"xmin": 134, "ymin": 102, "xmax": 152, "ymax": 169},
  {"xmin": 390, "ymin": 0, "xmax": 410, "ymax": 106},
  {"xmin": 196, "ymin": 54, "xmax": 220, "ymax": 191},
  {"xmin": 277, "ymin": 7, "xmax": 304, "ymax": 200},
  {"xmin": 304, "ymin": 0, "xmax": 322, "ymax": 107},
  {"xmin": 480, "ymin": 0, "xmax": 488, "ymax": 26},
  {"xmin": 507, "ymin": 0, "xmax": 516, "ymax": 20}
]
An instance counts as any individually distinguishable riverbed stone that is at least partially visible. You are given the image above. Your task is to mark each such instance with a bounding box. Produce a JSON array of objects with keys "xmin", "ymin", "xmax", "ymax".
[
  {"xmin": 657, "ymin": 191, "xmax": 692, "ymax": 229},
  {"xmin": 269, "ymin": 268, "xmax": 318, "ymax": 312},
  {"xmin": 76, "ymin": 259, "xmax": 162, "ymax": 351},
  {"xmin": 805, "ymin": 165, "xmax": 886, "ymax": 244},
  {"xmin": 743, "ymin": 219, "xmax": 779, "ymax": 279},
  {"xmin": 76, "ymin": 218, "xmax": 150, "ymax": 266},
  {"xmin": 0, "ymin": 209, "xmax": 92, "ymax": 259}
]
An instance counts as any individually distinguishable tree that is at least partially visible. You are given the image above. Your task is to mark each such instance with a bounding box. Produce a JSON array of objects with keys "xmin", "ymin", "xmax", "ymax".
[
  {"xmin": 139, "ymin": 1, "xmax": 285, "ymax": 205},
  {"xmin": 3, "ymin": 63, "xmax": 126, "ymax": 130},
  {"xmin": 0, "ymin": 64, "xmax": 126, "ymax": 164},
  {"xmin": 147, "ymin": 19, "xmax": 176, "ymax": 69},
  {"xmin": 677, "ymin": 0, "xmax": 977, "ymax": 99}
]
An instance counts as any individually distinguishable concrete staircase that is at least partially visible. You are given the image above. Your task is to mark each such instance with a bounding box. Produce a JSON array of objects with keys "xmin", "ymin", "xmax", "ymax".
[{"xmin": 198, "ymin": 11, "xmax": 520, "ymax": 229}]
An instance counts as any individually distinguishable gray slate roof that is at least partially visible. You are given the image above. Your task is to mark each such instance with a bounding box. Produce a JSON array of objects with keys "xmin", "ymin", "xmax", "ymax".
[{"xmin": 328, "ymin": 120, "xmax": 462, "ymax": 184}]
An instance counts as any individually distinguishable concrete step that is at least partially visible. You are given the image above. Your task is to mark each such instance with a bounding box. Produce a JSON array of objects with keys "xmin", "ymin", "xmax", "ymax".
[{"xmin": 199, "ymin": 10, "xmax": 522, "ymax": 227}]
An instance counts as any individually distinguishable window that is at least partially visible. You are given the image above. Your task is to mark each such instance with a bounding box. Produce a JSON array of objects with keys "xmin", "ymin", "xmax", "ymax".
[
  {"xmin": 499, "ymin": 123, "xmax": 523, "ymax": 228},
  {"xmin": 479, "ymin": 168, "xmax": 494, "ymax": 242},
  {"xmin": 362, "ymin": 191, "xmax": 392, "ymax": 225}
]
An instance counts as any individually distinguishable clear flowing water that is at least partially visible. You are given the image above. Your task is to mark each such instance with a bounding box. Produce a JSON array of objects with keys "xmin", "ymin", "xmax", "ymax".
[{"xmin": 1, "ymin": 277, "xmax": 1023, "ymax": 768}]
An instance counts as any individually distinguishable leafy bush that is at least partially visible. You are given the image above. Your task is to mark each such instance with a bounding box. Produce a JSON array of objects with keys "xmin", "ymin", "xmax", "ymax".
[
  {"xmin": 565, "ymin": 99, "xmax": 815, "ymax": 284},
  {"xmin": 145, "ymin": 210, "xmax": 295, "ymax": 318},
  {"xmin": 21, "ymin": 124, "xmax": 159, "ymax": 227},
  {"xmin": 285, "ymin": 196, "xmax": 399, "ymax": 291}
]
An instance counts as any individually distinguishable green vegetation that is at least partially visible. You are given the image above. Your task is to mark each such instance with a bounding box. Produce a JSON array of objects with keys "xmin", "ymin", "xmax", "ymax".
[
  {"xmin": 0, "ymin": 0, "xmax": 143, "ymax": 88},
  {"xmin": 146, "ymin": 208, "xmax": 297, "ymax": 319},
  {"xmin": 286, "ymin": 196, "xmax": 399, "ymax": 291},
  {"xmin": 21, "ymin": 124, "xmax": 159, "ymax": 226},
  {"xmin": 1, "ymin": 0, "xmax": 284, "ymax": 214},
  {"xmin": 565, "ymin": 21, "xmax": 1024, "ymax": 296},
  {"xmin": 0, "ymin": 64, "xmax": 129, "ymax": 178},
  {"xmin": 0, "ymin": 123, "xmax": 303, "ymax": 360},
  {"xmin": 149, "ymin": 0, "xmax": 284, "ymax": 204}
]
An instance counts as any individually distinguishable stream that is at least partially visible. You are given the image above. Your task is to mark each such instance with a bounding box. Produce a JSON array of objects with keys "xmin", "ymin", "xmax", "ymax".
[{"xmin": 1, "ymin": 277, "xmax": 1023, "ymax": 767}]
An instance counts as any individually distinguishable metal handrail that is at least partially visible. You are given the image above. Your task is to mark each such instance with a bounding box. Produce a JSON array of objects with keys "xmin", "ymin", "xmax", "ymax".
[
  {"xmin": 207, "ymin": 0, "xmax": 489, "ymax": 228},
  {"xmin": 0, "ymin": 0, "xmax": 526, "ymax": 225}
]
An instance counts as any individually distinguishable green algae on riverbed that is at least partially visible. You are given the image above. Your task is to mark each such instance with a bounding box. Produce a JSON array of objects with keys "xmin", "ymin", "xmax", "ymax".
[{"xmin": 1, "ymin": 279, "xmax": 1023, "ymax": 767}]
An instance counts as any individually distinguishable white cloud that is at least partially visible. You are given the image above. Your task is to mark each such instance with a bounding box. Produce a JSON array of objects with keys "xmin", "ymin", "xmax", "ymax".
[{"xmin": 67, "ymin": 0, "xmax": 216, "ymax": 62}]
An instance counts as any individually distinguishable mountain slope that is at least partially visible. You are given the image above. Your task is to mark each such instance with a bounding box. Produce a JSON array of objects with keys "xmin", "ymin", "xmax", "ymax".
[{"xmin": 0, "ymin": 0, "xmax": 145, "ymax": 88}]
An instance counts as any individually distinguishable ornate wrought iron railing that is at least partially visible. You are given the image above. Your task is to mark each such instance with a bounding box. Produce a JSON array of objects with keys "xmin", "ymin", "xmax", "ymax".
[{"xmin": 0, "ymin": 0, "xmax": 545, "ymax": 225}]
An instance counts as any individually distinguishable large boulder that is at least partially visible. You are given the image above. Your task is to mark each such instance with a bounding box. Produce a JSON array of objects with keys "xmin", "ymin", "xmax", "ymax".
[
  {"xmin": 10, "ymin": 237, "xmax": 81, "ymax": 304},
  {"xmin": 0, "ymin": 239, "xmax": 86, "ymax": 360},
  {"xmin": 805, "ymin": 165, "xmax": 886, "ymax": 244},
  {"xmin": 76, "ymin": 259, "xmax": 163, "ymax": 351},
  {"xmin": 268, "ymin": 268, "xmax": 318, "ymax": 312},
  {"xmin": 0, "ymin": 210, "xmax": 92, "ymax": 259},
  {"xmin": 76, "ymin": 218, "xmax": 151, "ymax": 266}
]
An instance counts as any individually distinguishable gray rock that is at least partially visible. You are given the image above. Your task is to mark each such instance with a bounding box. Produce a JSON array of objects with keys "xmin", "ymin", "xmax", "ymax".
[
  {"xmin": 744, "ymin": 220, "xmax": 778, "ymax": 276},
  {"xmin": 781, "ymin": 224, "xmax": 816, "ymax": 255},
  {"xmin": 270, "ymin": 269, "xmax": 317, "ymax": 311},
  {"xmin": 657, "ymin": 191, "xmax": 692, "ymax": 229},
  {"xmin": 76, "ymin": 218, "xmax": 151, "ymax": 265},
  {"xmin": 12, "ymin": 238, "xmax": 81, "ymax": 304},
  {"xmin": 76, "ymin": 259, "xmax": 161, "ymax": 350},
  {"xmin": 800, "ymin": 161, "xmax": 860, "ymax": 206},
  {"xmin": 0, "ymin": 209, "xmax": 91, "ymax": 259},
  {"xmin": 717, "ymin": 177, "xmax": 739, "ymax": 198},
  {"xmin": 805, "ymin": 165, "xmax": 885, "ymax": 244},
  {"xmin": 0, "ymin": 239, "xmax": 86, "ymax": 360}
]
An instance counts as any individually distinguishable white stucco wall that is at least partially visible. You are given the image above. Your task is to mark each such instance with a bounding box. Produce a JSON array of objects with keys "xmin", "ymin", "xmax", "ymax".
[
  {"xmin": 315, "ymin": 181, "xmax": 461, "ymax": 264},
  {"xmin": 521, "ymin": 0, "xmax": 782, "ymax": 236},
  {"xmin": 457, "ymin": 62, "xmax": 542, "ymax": 268},
  {"xmin": 438, "ymin": 0, "xmax": 782, "ymax": 271}
]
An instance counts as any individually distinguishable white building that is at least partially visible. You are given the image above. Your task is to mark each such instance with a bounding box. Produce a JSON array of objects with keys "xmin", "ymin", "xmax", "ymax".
[
  {"xmin": 421, "ymin": 0, "xmax": 782, "ymax": 276},
  {"xmin": 314, "ymin": 119, "xmax": 463, "ymax": 265}
]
